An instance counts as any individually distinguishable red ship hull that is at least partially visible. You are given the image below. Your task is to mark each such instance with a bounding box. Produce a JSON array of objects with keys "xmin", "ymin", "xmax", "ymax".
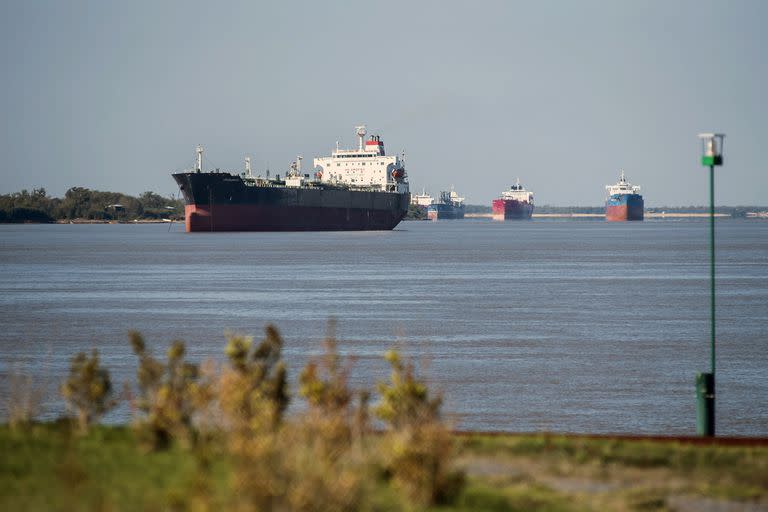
[
  {"xmin": 605, "ymin": 194, "xmax": 644, "ymax": 222},
  {"xmin": 174, "ymin": 172, "xmax": 409, "ymax": 232},
  {"xmin": 491, "ymin": 199, "xmax": 534, "ymax": 220},
  {"xmin": 184, "ymin": 204, "xmax": 405, "ymax": 232},
  {"xmin": 605, "ymin": 205, "xmax": 644, "ymax": 221}
]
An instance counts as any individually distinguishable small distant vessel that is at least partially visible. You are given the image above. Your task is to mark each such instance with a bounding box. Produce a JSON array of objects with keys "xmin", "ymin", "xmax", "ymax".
[
  {"xmin": 427, "ymin": 187, "xmax": 465, "ymax": 220},
  {"xmin": 492, "ymin": 179, "xmax": 534, "ymax": 220},
  {"xmin": 173, "ymin": 126, "xmax": 410, "ymax": 232},
  {"xmin": 410, "ymin": 189, "xmax": 434, "ymax": 209},
  {"xmin": 605, "ymin": 170, "xmax": 643, "ymax": 222}
]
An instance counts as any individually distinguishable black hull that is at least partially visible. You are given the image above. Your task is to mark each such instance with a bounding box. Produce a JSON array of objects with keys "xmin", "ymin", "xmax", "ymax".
[{"xmin": 173, "ymin": 172, "xmax": 410, "ymax": 232}]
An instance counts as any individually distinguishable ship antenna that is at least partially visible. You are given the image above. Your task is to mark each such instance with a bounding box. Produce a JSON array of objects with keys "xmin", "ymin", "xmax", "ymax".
[{"xmin": 195, "ymin": 145, "xmax": 203, "ymax": 173}]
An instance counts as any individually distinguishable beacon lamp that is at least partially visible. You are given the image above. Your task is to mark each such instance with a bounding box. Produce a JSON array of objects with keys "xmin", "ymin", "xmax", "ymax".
[{"xmin": 695, "ymin": 132, "xmax": 724, "ymax": 437}]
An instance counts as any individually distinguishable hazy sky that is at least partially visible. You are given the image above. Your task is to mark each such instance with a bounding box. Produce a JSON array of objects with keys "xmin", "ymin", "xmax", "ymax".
[{"xmin": 1, "ymin": 0, "xmax": 765, "ymax": 206}]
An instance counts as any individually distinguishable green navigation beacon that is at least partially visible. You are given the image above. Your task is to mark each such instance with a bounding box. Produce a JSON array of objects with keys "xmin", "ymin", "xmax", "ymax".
[
  {"xmin": 696, "ymin": 132, "xmax": 725, "ymax": 437},
  {"xmin": 699, "ymin": 133, "xmax": 724, "ymax": 167}
]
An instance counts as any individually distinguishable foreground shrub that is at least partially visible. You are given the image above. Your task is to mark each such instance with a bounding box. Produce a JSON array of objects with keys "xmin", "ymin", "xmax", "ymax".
[
  {"xmin": 38, "ymin": 325, "xmax": 468, "ymax": 510},
  {"xmin": 375, "ymin": 350, "xmax": 465, "ymax": 507},
  {"xmin": 286, "ymin": 327, "xmax": 372, "ymax": 511},
  {"xmin": 129, "ymin": 332, "xmax": 213, "ymax": 450},
  {"xmin": 60, "ymin": 349, "xmax": 116, "ymax": 433},
  {"xmin": 220, "ymin": 326, "xmax": 289, "ymax": 511},
  {"xmin": 220, "ymin": 325, "xmax": 289, "ymax": 431}
]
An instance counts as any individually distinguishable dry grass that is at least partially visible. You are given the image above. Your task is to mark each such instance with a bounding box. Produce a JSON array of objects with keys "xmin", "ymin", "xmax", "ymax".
[
  {"xmin": 456, "ymin": 434, "xmax": 768, "ymax": 511},
  {"xmin": 5, "ymin": 367, "xmax": 44, "ymax": 430}
]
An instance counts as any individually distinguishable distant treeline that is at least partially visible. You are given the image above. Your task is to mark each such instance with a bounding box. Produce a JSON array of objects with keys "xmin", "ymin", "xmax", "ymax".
[
  {"xmin": 0, "ymin": 188, "xmax": 184, "ymax": 223},
  {"xmin": 464, "ymin": 204, "xmax": 766, "ymax": 217}
]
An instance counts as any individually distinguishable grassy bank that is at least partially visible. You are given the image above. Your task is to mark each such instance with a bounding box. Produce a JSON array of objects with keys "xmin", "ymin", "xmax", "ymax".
[
  {"xmin": 5, "ymin": 326, "xmax": 767, "ymax": 511},
  {"xmin": 3, "ymin": 424, "xmax": 767, "ymax": 511}
]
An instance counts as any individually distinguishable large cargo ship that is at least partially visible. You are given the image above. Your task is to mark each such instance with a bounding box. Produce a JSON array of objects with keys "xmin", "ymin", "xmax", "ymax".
[
  {"xmin": 492, "ymin": 179, "xmax": 534, "ymax": 220},
  {"xmin": 605, "ymin": 170, "xmax": 643, "ymax": 222},
  {"xmin": 173, "ymin": 126, "xmax": 410, "ymax": 232},
  {"xmin": 427, "ymin": 188, "xmax": 465, "ymax": 220}
]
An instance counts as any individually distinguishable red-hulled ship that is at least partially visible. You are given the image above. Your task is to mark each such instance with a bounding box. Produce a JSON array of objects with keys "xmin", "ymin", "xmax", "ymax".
[
  {"xmin": 605, "ymin": 170, "xmax": 643, "ymax": 222},
  {"xmin": 492, "ymin": 179, "xmax": 534, "ymax": 220},
  {"xmin": 173, "ymin": 126, "xmax": 410, "ymax": 232}
]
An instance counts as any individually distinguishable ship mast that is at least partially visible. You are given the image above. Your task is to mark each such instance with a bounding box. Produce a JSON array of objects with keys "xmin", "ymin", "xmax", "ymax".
[
  {"xmin": 195, "ymin": 145, "xmax": 203, "ymax": 173},
  {"xmin": 356, "ymin": 125, "xmax": 366, "ymax": 151},
  {"xmin": 245, "ymin": 156, "xmax": 252, "ymax": 177}
]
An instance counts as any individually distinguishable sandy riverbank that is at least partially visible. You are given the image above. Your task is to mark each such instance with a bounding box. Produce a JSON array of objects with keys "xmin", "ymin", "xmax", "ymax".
[
  {"xmin": 464, "ymin": 213, "xmax": 733, "ymax": 219},
  {"xmin": 55, "ymin": 219, "xmax": 177, "ymax": 224}
]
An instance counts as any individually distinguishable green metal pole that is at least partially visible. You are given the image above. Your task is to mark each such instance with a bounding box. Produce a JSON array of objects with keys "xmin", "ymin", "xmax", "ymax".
[{"xmin": 710, "ymin": 164, "xmax": 716, "ymax": 434}]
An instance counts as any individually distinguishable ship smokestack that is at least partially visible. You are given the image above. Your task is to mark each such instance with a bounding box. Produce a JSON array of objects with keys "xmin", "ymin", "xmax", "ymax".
[{"xmin": 245, "ymin": 156, "xmax": 251, "ymax": 176}]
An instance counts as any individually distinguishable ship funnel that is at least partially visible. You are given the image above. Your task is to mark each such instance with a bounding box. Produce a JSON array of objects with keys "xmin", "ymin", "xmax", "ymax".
[{"xmin": 245, "ymin": 156, "xmax": 251, "ymax": 177}]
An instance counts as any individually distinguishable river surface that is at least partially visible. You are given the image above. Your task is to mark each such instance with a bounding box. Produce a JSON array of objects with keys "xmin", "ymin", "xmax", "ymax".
[{"xmin": 0, "ymin": 219, "xmax": 766, "ymax": 435}]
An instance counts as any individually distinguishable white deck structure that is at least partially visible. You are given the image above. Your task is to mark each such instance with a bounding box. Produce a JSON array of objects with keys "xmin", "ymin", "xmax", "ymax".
[
  {"xmin": 411, "ymin": 189, "xmax": 434, "ymax": 206},
  {"xmin": 313, "ymin": 126, "xmax": 409, "ymax": 194},
  {"xmin": 606, "ymin": 170, "xmax": 641, "ymax": 197},
  {"xmin": 500, "ymin": 179, "xmax": 534, "ymax": 204}
]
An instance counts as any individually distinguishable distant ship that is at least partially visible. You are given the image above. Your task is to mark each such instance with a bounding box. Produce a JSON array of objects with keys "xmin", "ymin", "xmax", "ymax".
[
  {"xmin": 427, "ymin": 187, "xmax": 465, "ymax": 220},
  {"xmin": 173, "ymin": 126, "xmax": 410, "ymax": 232},
  {"xmin": 492, "ymin": 179, "xmax": 534, "ymax": 220},
  {"xmin": 605, "ymin": 170, "xmax": 643, "ymax": 221},
  {"xmin": 410, "ymin": 189, "xmax": 434, "ymax": 210}
]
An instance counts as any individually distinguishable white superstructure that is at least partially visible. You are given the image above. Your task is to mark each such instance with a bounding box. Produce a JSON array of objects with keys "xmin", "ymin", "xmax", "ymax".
[
  {"xmin": 605, "ymin": 170, "xmax": 641, "ymax": 197},
  {"xmin": 500, "ymin": 179, "xmax": 534, "ymax": 204},
  {"xmin": 411, "ymin": 189, "xmax": 434, "ymax": 207},
  {"xmin": 313, "ymin": 125, "xmax": 409, "ymax": 193},
  {"xmin": 447, "ymin": 186, "xmax": 465, "ymax": 206}
]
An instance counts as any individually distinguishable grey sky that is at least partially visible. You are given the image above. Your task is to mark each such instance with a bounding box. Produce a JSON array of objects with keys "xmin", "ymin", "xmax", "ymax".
[{"xmin": 1, "ymin": 0, "xmax": 765, "ymax": 206}]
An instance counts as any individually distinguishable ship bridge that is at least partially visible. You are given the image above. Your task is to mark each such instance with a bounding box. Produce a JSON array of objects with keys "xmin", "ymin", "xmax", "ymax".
[
  {"xmin": 606, "ymin": 170, "xmax": 641, "ymax": 197},
  {"xmin": 313, "ymin": 125, "xmax": 408, "ymax": 194}
]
